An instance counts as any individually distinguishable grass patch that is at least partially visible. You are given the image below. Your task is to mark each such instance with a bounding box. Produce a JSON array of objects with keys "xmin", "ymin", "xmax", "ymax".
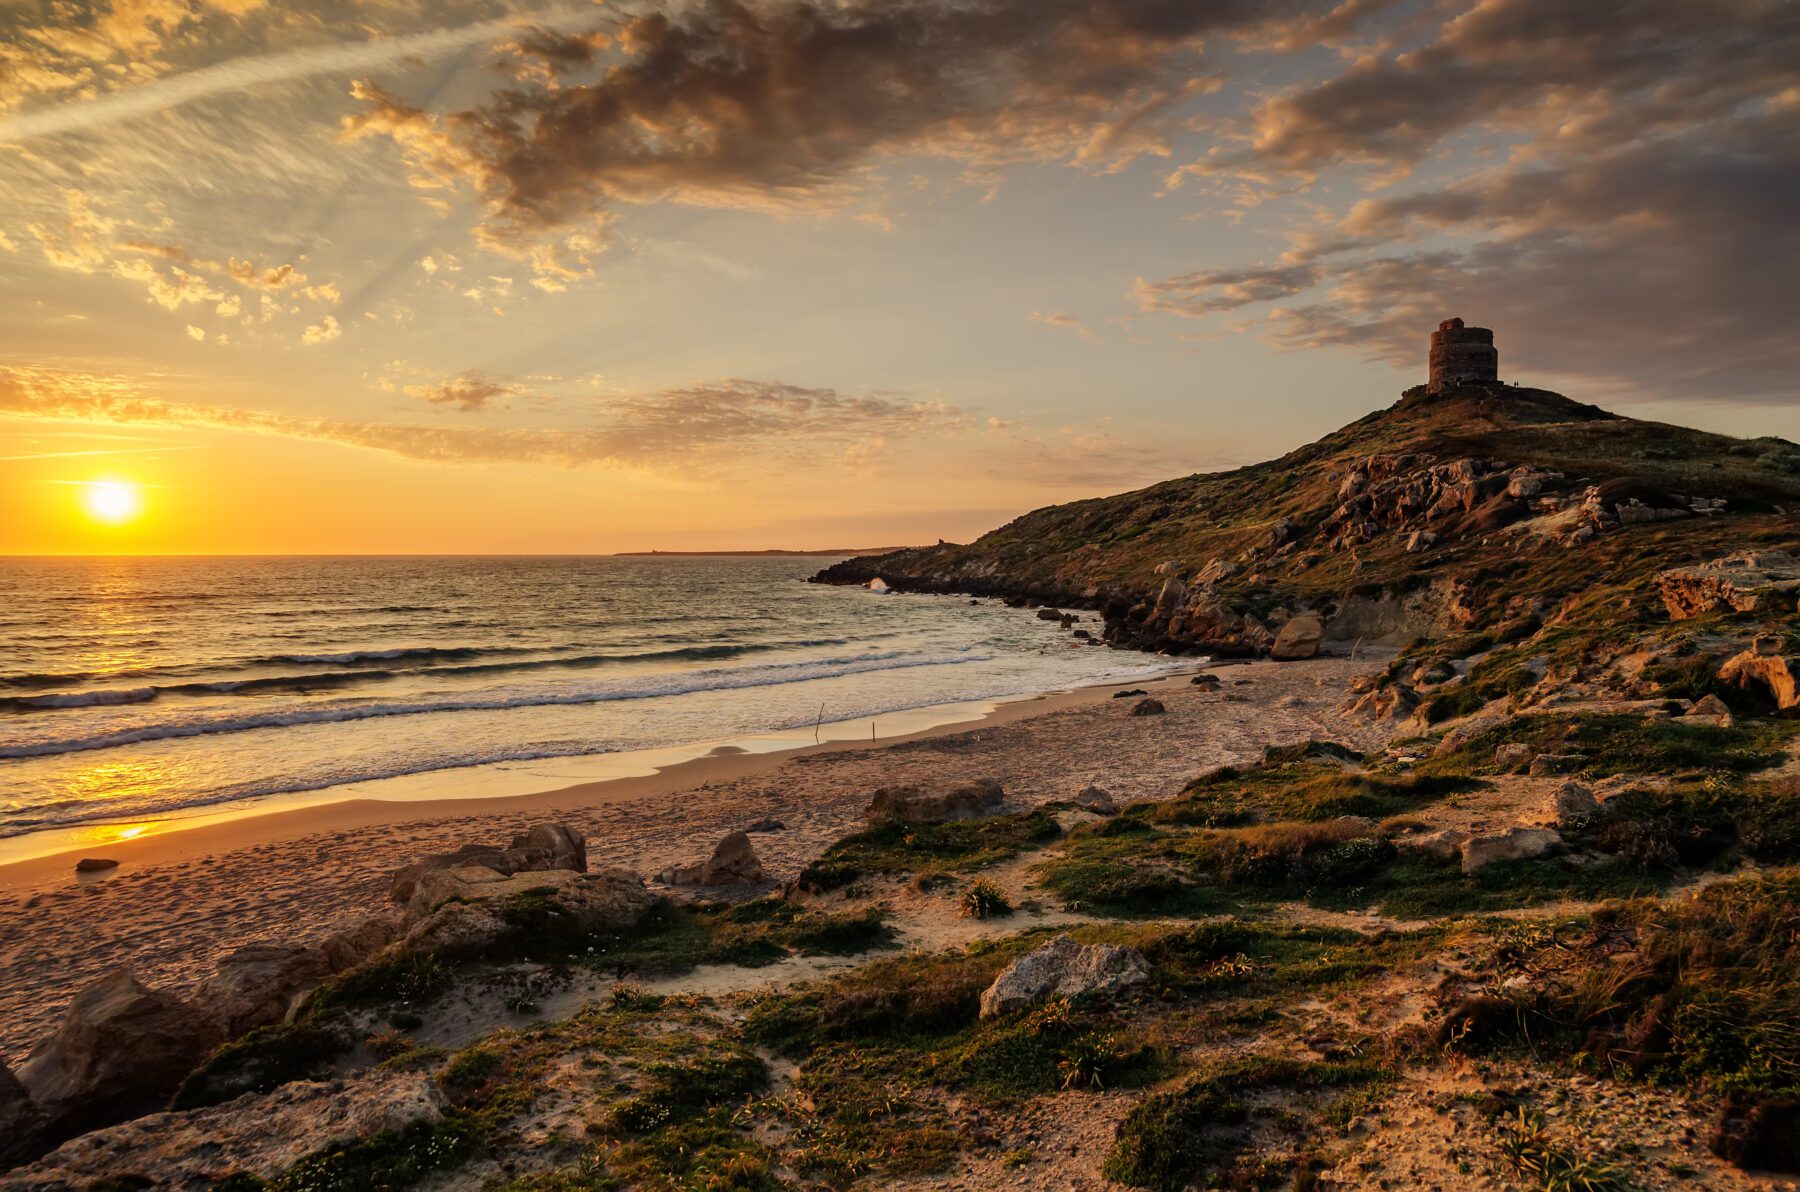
[
  {"xmin": 1424, "ymin": 713, "xmax": 1790, "ymax": 779},
  {"xmin": 797, "ymin": 809, "xmax": 1061, "ymax": 892},
  {"xmin": 1104, "ymin": 1055, "xmax": 1391, "ymax": 1190}
]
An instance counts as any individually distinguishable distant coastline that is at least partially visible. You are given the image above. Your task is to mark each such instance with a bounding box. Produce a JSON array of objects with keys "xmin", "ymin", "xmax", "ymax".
[{"xmin": 612, "ymin": 547, "xmax": 906, "ymax": 557}]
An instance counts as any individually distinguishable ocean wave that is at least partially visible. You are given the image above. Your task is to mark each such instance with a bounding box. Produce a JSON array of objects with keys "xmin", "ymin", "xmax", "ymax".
[
  {"xmin": 0, "ymin": 649, "xmax": 992, "ymax": 759},
  {"xmin": 1, "ymin": 638, "xmax": 866, "ymax": 709},
  {"xmin": 0, "ymin": 686, "xmax": 159, "ymax": 710}
]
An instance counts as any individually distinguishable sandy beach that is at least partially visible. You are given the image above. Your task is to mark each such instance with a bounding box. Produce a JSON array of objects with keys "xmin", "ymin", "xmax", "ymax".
[{"xmin": 0, "ymin": 655, "xmax": 1389, "ymax": 1065}]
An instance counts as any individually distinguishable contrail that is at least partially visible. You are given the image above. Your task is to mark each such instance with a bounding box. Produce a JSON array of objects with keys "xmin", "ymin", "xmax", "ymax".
[
  {"xmin": 0, "ymin": 446, "xmax": 205, "ymax": 463},
  {"xmin": 0, "ymin": 4, "xmax": 608, "ymax": 144}
]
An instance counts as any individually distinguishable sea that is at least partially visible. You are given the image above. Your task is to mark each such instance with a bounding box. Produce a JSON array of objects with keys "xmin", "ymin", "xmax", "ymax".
[{"xmin": 0, "ymin": 556, "xmax": 1185, "ymax": 853}]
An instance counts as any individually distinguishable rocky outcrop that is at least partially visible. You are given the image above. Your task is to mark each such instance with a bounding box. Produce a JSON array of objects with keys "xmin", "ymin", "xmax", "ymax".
[
  {"xmin": 199, "ymin": 945, "xmax": 335, "ymax": 1039},
  {"xmin": 17, "ymin": 970, "xmax": 222, "ymax": 1142},
  {"xmin": 978, "ymin": 935, "xmax": 1150, "ymax": 1019},
  {"xmin": 1659, "ymin": 551, "xmax": 1800, "ymax": 620},
  {"xmin": 0, "ymin": 1062, "xmax": 46, "ymax": 1170},
  {"xmin": 1271, "ymin": 614, "xmax": 1323, "ymax": 660},
  {"xmin": 389, "ymin": 821, "xmax": 587, "ymax": 904},
  {"xmin": 1710, "ymin": 1092, "xmax": 1800, "ymax": 1173},
  {"xmin": 1070, "ymin": 786, "xmax": 1117, "ymax": 814},
  {"xmin": 13, "ymin": 1073, "xmax": 446, "ymax": 1189},
  {"xmin": 1718, "ymin": 637, "xmax": 1800, "ymax": 710},
  {"xmin": 1684, "ymin": 694, "xmax": 1735, "ymax": 727},
  {"xmin": 1339, "ymin": 683, "xmax": 1417, "ymax": 722},
  {"xmin": 1461, "ymin": 828, "xmax": 1563, "ymax": 874},
  {"xmin": 659, "ymin": 831, "xmax": 765, "ymax": 886},
  {"xmin": 868, "ymin": 779, "xmax": 1004, "ymax": 824},
  {"xmin": 1552, "ymin": 782, "xmax": 1600, "ymax": 826}
]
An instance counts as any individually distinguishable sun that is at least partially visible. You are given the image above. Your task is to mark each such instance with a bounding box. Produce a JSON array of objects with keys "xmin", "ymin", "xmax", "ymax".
[{"xmin": 83, "ymin": 480, "xmax": 144, "ymax": 525}]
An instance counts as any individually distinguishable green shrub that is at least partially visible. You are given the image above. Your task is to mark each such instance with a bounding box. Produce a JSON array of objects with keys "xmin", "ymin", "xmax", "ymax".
[
  {"xmin": 961, "ymin": 879, "xmax": 1014, "ymax": 920},
  {"xmin": 797, "ymin": 810, "xmax": 1062, "ymax": 892}
]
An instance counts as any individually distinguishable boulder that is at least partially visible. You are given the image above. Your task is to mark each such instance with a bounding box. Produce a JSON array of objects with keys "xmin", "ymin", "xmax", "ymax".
[
  {"xmin": 1460, "ymin": 828, "xmax": 1563, "ymax": 874},
  {"xmin": 1397, "ymin": 827, "xmax": 1469, "ymax": 862},
  {"xmin": 1035, "ymin": 607, "xmax": 1064, "ymax": 621},
  {"xmin": 867, "ymin": 779, "xmax": 1004, "ymax": 825},
  {"xmin": 1271, "ymin": 614, "xmax": 1324, "ymax": 661},
  {"xmin": 0, "ymin": 1061, "xmax": 46, "ymax": 1170},
  {"xmin": 1719, "ymin": 638, "xmax": 1800, "ymax": 710},
  {"xmin": 1189, "ymin": 673, "xmax": 1221, "ymax": 687},
  {"xmin": 18, "ymin": 970, "xmax": 222, "ymax": 1142},
  {"xmin": 1552, "ymin": 782, "xmax": 1600, "ymax": 826},
  {"xmin": 73, "ymin": 858, "xmax": 118, "ymax": 874},
  {"xmin": 1493, "ymin": 743, "xmax": 1535, "ymax": 773},
  {"xmin": 388, "ymin": 822, "xmax": 587, "ymax": 903},
  {"xmin": 199, "ymin": 944, "xmax": 334, "ymax": 1038},
  {"xmin": 13, "ymin": 1073, "xmax": 446, "ymax": 1188},
  {"xmin": 1684, "ymin": 693, "xmax": 1735, "ymax": 728},
  {"xmin": 978, "ymin": 935, "xmax": 1150, "ymax": 1019},
  {"xmin": 659, "ymin": 831, "xmax": 765, "ymax": 886},
  {"xmin": 315, "ymin": 913, "xmax": 405, "ymax": 973},
  {"xmin": 1340, "ymin": 684, "xmax": 1418, "ymax": 722},
  {"xmin": 745, "ymin": 817, "xmax": 786, "ymax": 833},
  {"xmin": 401, "ymin": 867, "xmax": 657, "ymax": 960},
  {"xmin": 1709, "ymin": 1092, "xmax": 1800, "ymax": 1173},
  {"xmin": 1528, "ymin": 753, "xmax": 1584, "ymax": 777},
  {"xmin": 1128, "ymin": 697, "xmax": 1166, "ymax": 717},
  {"xmin": 1070, "ymin": 786, "xmax": 1117, "ymax": 814},
  {"xmin": 1659, "ymin": 551, "xmax": 1800, "ymax": 621}
]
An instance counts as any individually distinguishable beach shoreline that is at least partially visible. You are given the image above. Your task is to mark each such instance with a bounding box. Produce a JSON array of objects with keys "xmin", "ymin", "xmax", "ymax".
[{"xmin": 0, "ymin": 653, "xmax": 1391, "ymax": 1064}]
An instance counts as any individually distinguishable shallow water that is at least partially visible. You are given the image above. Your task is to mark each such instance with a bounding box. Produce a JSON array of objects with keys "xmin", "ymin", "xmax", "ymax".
[{"xmin": 0, "ymin": 556, "xmax": 1180, "ymax": 838}]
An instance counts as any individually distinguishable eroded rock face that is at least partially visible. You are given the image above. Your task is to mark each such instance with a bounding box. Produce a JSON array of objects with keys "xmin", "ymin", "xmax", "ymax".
[
  {"xmin": 1719, "ymin": 637, "xmax": 1800, "ymax": 710},
  {"xmin": 660, "ymin": 831, "xmax": 765, "ymax": 886},
  {"xmin": 400, "ymin": 867, "xmax": 658, "ymax": 960},
  {"xmin": 199, "ymin": 945, "xmax": 334, "ymax": 1038},
  {"xmin": 1339, "ymin": 684, "xmax": 1418, "ymax": 722},
  {"xmin": 1271, "ymin": 614, "xmax": 1324, "ymax": 661},
  {"xmin": 18, "ymin": 970, "xmax": 222, "ymax": 1142},
  {"xmin": 1659, "ymin": 551, "xmax": 1800, "ymax": 621},
  {"xmin": 978, "ymin": 935, "xmax": 1150, "ymax": 1019},
  {"xmin": 0, "ymin": 1061, "xmax": 46, "ymax": 1170},
  {"xmin": 13, "ymin": 1073, "xmax": 446, "ymax": 1189},
  {"xmin": 1460, "ymin": 828, "xmax": 1563, "ymax": 874},
  {"xmin": 867, "ymin": 779, "xmax": 1004, "ymax": 824},
  {"xmin": 1710, "ymin": 1092, "xmax": 1800, "ymax": 1173},
  {"xmin": 388, "ymin": 821, "xmax": 588, "ymax": 903}
]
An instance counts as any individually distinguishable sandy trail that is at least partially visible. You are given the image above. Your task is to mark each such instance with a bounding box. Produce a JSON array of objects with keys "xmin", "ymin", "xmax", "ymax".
[{"xmin": 0, "ymin": 656, "xmax": 1391, "ymax": 1065}]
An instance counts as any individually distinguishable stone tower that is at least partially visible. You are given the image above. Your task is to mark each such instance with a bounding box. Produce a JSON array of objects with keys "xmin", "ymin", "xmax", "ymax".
[{"xmin": 1427, "ymin": 317, "xmax": 1498, "ymax": 394}]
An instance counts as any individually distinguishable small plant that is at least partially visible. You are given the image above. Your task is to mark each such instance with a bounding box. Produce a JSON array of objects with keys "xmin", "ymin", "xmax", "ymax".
[
  {"xmin": 609, "ymin": 982, "xmax": 664, "ymax": 1012},
  {"xmin": 1058, "ymin": 1034, "xmax": 1117, "ymax": 1090},
  {"xmin": 962, "ymin": 879, "xmax": 1014, "ymax": 919},
  {"xmin": 1496, "ymin": 1108, "xmax": 1632, "ymax": 1191}
]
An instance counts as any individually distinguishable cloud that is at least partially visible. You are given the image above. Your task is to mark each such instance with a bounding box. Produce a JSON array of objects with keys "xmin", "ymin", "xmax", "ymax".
[
  {"xmin": 1225, "ymin": 0, "xmax": 1800, "ymax": 178},
  {"xmin": 405, "ymin": 371, "xmax": 518, "ymax": 412},
  {"xmin": 301, "ymin": 314, "xmax": 342, "ymax": 344},
  {"xmin": 347, "ymin": 0, "xmax": 1354, "ymax": 243},
  {"xmin": 0, "ymin": 366, "xmax": 970, "ymax": 471},
  {"xmin": 0, "ymin": 6, "xmax": 602, "ymax": 143},
  {"xmin": 1030, "ymin": 310, "xmax": 1101, "ymax": 344},
  {"xmin": 1133, "ymin": 263, "xmax": 1322, "ymax": 316},
  {"xmin": 1137, "ymin": 0, "xmax": 1800, "ymax": 401}
]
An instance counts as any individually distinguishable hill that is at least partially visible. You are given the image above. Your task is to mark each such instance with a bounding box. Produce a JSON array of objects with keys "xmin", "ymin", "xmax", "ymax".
[{"xmin": 818, "ymin": 381, "xmax": 1800, "ymax": 719}]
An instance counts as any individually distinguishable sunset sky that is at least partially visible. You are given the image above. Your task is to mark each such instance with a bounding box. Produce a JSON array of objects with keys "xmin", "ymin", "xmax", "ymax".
[{"xmin": 3, "ymin": 0, "xmax": 1795, "ymax": 554}]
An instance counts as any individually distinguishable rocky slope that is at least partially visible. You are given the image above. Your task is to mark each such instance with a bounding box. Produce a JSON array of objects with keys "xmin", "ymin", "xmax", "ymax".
[{"xmin": 814, "ymin": 383, "xmax": 1800, "ymax": 662}]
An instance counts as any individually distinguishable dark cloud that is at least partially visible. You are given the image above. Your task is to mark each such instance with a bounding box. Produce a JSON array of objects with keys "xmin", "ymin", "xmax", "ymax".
[
  {"xmin": 1133, "ymin": 262, "xmax": 1322, "ymax": 315},
  {"xmin": 1233, "ymin": 0, "xmax": 1800, "ymax": 175},
  {"xmin": 1136, "ymin": 0, "xmax": 1800, "ymax": 401},
  {"xmin": 351, "ymin": 0, "xmax": 1353, "ymax": 239}
]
